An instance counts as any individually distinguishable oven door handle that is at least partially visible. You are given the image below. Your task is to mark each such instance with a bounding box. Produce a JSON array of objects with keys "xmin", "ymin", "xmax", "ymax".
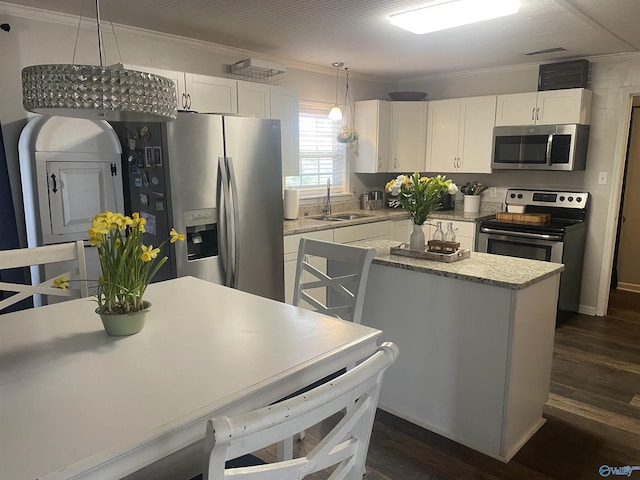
[{"xmin": 480, "ymin": 227, "xmax": 563, "ymax": 242}]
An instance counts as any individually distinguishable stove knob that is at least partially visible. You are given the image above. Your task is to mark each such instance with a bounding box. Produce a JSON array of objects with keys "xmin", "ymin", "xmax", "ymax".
[
  {"xmin": 559, "ymin": 196, "xmax": 565, "ymax": 201},
  {"xmin": 517, "ymin": 194, "xmax": 523, "ymax": 199},
  {"xmin": 568, "ymin": 196, "xmax": 574, "ymax": 202},
  {"xmin": 510, "ymin": 193, "xmax": 516, "ymax": 198},
  {"xmin": 576, "ymin": 197, "xmax": 583, "ymax": 202}
]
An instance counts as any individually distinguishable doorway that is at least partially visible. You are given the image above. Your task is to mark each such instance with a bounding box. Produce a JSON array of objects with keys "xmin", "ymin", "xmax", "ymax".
[{"xmin": 610, "ymin": 99, "xmax": 640, "ymax": 311}]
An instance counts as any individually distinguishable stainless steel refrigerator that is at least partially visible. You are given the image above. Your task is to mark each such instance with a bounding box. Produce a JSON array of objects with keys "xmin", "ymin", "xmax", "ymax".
[{"xmin": 113, "ymin": 112, "xmax": 284, "ymax": 302}]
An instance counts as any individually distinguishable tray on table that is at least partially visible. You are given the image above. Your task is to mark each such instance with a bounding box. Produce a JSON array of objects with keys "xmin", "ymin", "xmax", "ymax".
[{"xmin": 390, "ymin": 243, "xmax": 470, "ymax": 263}]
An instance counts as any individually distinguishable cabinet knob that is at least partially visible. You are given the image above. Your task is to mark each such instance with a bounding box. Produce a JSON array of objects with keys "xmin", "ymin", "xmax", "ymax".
[
  {"xmin": 535, "ymin": 107, "xmax": 540, "ymax": 121},
  {"xmin": 50, "ymin": 173, "xmax": 57, "ymax": 193},
  {"xmin": 531, "ymin": 107, "xmax": 536, "ymax": 121}
]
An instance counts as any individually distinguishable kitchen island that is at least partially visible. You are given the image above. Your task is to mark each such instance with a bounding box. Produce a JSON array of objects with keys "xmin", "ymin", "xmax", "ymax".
[{"xmin": 352, "ymin": 239, "xmax": 564, "ymax": 462}]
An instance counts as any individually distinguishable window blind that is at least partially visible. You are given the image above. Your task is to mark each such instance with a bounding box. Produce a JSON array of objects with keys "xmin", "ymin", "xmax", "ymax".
[{"xmin": 285, "ymin": 102, "xmax": 346, "ymax": 195}]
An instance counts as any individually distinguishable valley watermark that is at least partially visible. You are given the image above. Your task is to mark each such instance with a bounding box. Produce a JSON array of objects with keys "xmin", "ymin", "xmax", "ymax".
[{"xmin": 599, "ymin": 465, "xmax": 640, "ymax": 477}]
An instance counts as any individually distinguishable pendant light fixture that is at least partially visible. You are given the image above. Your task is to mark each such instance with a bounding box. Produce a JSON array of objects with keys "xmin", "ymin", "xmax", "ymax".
[
  {"xmin": 328, "ymin": 62, "xmax": 344, "ymax": 121},
  {"xmin": 21, "ymin": 0, "xmax": 177, "ymax": 121},
  {"xmin": 337, "ymin": 67, "xmax": 356, "ymax": 145}
]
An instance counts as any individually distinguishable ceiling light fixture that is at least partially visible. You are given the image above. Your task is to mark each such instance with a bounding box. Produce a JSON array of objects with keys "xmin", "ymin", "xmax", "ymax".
[
  {"xmin": 21, "ymin": 0, "xmax": 177, "ymax": 121},
  {"xmin": 328, "ymin": 62, "xmax": 344, "ymax": 121},
  {"xmin": 389, "ymin": 0, "xmax": 520, "ymax": 34}
]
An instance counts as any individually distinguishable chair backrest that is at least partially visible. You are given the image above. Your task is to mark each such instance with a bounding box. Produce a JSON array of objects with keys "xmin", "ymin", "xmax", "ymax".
[
  {"xmin": 292, "ymin": 238, "xmax": 376, "ymax": 324},
  {"xmin": 0, "ymin": 240, "xmax": 88, "ymax": 312},
  {"xmin": 204, "ymin": 342, "xmax": 398, "ymax": 480}
]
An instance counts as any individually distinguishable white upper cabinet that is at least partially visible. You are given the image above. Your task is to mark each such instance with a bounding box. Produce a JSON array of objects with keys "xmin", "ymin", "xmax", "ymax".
[
  {"xmin": 495, "ymin": 88, "xmax": 592, "ymax": 126},
  {"xmin": 389, "ymin": 102, "xmax": 428, "ymax": 173},
  {"xmin": 129, "ymin": 68, "xmax": 237, "ymax": 112},
  {"xmin": 427, "ymin": 96, "xmax": 496, "ymax": 174},
  {"xmin": 124, "ymin": 65, "xmax": 299, "ymax": 176},
  {"xmin": 184, "ymin": 74, "xmax": 237, "ymax": 113},
  {"xmin": 237, "ymin": 81, "xmax": 270, "ymax": 118},
  {"xmin": 270, "ymin": 86, "xmax": 300, "ymax": 177},
  {"xmin": 354, "ymin": 100, "xmax": 391, "ymax": 173},
  {"xmin": 426, "ymin": 99, "xmax": 459, "ymax": 173}
]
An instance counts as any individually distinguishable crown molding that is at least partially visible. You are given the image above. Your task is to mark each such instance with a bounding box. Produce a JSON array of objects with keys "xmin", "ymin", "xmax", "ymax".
[
  {"xmin": 397, "ymin": 61, "xmax": 539, "ymax": 85},
  {"xmin": 397, "ymin": 50, "xmax": 640, "ymax": 86},
  {"xmin": 0, "ymin": 1, "xmax": 383, "ymax": 83}
]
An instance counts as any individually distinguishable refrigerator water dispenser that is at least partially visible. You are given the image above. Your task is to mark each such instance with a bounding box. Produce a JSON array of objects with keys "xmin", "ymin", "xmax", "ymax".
[{"xmin": 185, "ymin": 208, "xmax": 218, "ymax": 261}]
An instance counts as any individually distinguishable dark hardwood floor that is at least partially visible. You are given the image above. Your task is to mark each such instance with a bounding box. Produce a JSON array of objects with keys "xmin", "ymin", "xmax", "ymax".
[{"xmin": 262, "ymin": 289, "xmax": 640, "ymax": 480}]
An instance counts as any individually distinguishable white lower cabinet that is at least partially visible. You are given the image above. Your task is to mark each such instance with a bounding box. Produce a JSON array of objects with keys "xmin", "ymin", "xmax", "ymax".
[
  {"xmin": 283, "ymin": 221, "xmax": 392, "ymax": 305},
  {"xmin": 392, "ymin": 218, "xmax": 413, "ymax": 243},
  {"xmin": 284, "ymin": 218, "xmax": 480, "ymax": 305},
  {"xmin": 434, "ymin": 219, "xmax": 476, "ymax": 251},
  {"xmin": 393, "ymin": 218, "xmax": 478, "ymax": 251},
  {"xmin": 333, "ymin": 221, "xmax": 392, "ymax": 244},
  {"xmin": 283, "ymin": 230, "xmax": 333, "ymax": 305}
]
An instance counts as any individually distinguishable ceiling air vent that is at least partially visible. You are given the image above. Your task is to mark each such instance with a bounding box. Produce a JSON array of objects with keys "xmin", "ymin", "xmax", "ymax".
[
  {"xmin": 230, "ymin": 58, "xmax": 286, "ymax": 85},
  {"xmin": 538, "ymin": 59, "xmax": 590, "ymax": 91},
  {"xmin": 525, "ymin": 47, "xmax": 566, "ymax": 56}
]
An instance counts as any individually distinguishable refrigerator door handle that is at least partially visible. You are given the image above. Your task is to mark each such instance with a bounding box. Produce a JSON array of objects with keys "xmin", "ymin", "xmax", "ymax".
[
  {"xmin": 218, "ymin": 156, "xmax": 233, "ymax": 287},
  {"xmin": 226, "ymin": 156, "xmax": 241, "ymax": 288}
]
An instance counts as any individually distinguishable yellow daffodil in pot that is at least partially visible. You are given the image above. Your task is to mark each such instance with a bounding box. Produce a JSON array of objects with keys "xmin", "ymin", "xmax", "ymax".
[
  {"xmin": 89, "ymin": 211, "xmax": 184, "ymax": 336},
  {"xmin": 385, "ymin": 172, "xmax": 458, "ymax": 251}
]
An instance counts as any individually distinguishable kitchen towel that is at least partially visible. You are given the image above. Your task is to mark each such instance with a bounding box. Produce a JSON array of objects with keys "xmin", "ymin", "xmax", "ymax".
[{"xmin": 283, "ymin": 188, "xmax": 299, "ymax": 219}]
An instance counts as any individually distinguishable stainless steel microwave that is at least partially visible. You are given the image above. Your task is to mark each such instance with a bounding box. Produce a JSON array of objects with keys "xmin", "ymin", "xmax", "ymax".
[{"xmin": 492, "ymin": 124, "xmax": 589, "ymax": 171}]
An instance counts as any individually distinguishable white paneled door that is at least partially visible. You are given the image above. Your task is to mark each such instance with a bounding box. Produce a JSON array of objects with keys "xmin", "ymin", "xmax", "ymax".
[{"xmin": 47, "ymin": 161, "xmax": 122, "ymax": 236}]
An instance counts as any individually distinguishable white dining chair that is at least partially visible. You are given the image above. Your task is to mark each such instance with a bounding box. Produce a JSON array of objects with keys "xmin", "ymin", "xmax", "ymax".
[
  {"xmin": 0, "ymin": 240, "xmax": 88, "ymax": 312},
  {"xmin": 202, "ymin": 342, "xmax": 398, "ymax": 480},
  {"xmin": 292, "ymin": 237, "xmax": 376, "ymax": 324},
  {"xmin": 280, "ymin": 238, "xmax": 377, "ymax": 461}
]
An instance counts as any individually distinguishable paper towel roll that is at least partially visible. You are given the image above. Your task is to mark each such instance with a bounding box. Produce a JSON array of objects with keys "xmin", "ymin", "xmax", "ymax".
[{"xmin": 283, "ymin": 189, "xmax": 299, "ymax": 220}]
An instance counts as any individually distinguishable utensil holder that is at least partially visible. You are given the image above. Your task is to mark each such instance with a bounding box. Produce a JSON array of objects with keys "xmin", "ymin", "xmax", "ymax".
[{"xmin": 463, "ymin": 195, "xmax": 480, "ymax": 213}]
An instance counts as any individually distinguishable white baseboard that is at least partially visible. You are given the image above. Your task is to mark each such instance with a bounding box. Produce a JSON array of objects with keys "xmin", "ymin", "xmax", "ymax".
[
  {"xmin": 578, "ymin": 304, "xmax": 597, "ymax": 316},
  {"xmin": 616, "ymin": 282, "xmax": 640, "ymax": 294}
]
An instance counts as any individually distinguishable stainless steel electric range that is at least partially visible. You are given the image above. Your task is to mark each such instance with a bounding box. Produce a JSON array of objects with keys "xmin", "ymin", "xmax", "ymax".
[{"xmin": 477, "ymin": 189, "xmax": 589, "ymax": 318}]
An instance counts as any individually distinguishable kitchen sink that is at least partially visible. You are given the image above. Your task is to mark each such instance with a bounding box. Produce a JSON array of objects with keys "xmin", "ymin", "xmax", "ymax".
[{"xmin": 316, "ymin": 213, "xmax": 373, "ymax": 221}]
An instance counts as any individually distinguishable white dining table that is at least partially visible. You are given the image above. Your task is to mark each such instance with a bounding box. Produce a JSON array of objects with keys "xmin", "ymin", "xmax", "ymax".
[{"xmin": 0, "ymin": 276, "xmax": 382, "ymax": 480}]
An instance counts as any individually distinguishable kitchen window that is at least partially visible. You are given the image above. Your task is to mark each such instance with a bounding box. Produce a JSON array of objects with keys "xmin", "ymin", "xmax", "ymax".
[{"xmin": 285, "ymin": 101, "xmax": 346, "ymax": 196}]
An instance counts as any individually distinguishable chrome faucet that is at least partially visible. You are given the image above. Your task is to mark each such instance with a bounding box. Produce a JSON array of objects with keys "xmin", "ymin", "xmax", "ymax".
[{"xmin": 324, "ymin": 178, "xmax": 331, "ymax": 214}]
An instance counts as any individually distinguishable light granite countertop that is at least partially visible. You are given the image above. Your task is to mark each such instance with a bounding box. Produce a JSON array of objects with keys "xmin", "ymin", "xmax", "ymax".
[
  {"xmin": 352, "ymin": 239, "xmax": 564, "ymax": 290},
  {"xmin": 283, "ymin": 209, "xmax": 496, "ymax": 236}
]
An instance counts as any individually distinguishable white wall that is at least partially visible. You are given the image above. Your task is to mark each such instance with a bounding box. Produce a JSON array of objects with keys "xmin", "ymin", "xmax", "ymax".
[
  {"xmin": 0, "ymin": 3, "xmax": 394, "ymax": 246},
  {"xmin": 398, "ymin": 55, "xmax": 640, "ymax": 315}
]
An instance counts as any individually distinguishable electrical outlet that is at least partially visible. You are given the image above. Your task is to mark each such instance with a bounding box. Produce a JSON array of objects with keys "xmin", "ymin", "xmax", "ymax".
[
  {"xmin": 489, "ymin": 187, "xmax": 497, "ymax": 198},
  {"xmin": 598, "ymin": 172, "xmax": 607, "ymax": 185}
]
